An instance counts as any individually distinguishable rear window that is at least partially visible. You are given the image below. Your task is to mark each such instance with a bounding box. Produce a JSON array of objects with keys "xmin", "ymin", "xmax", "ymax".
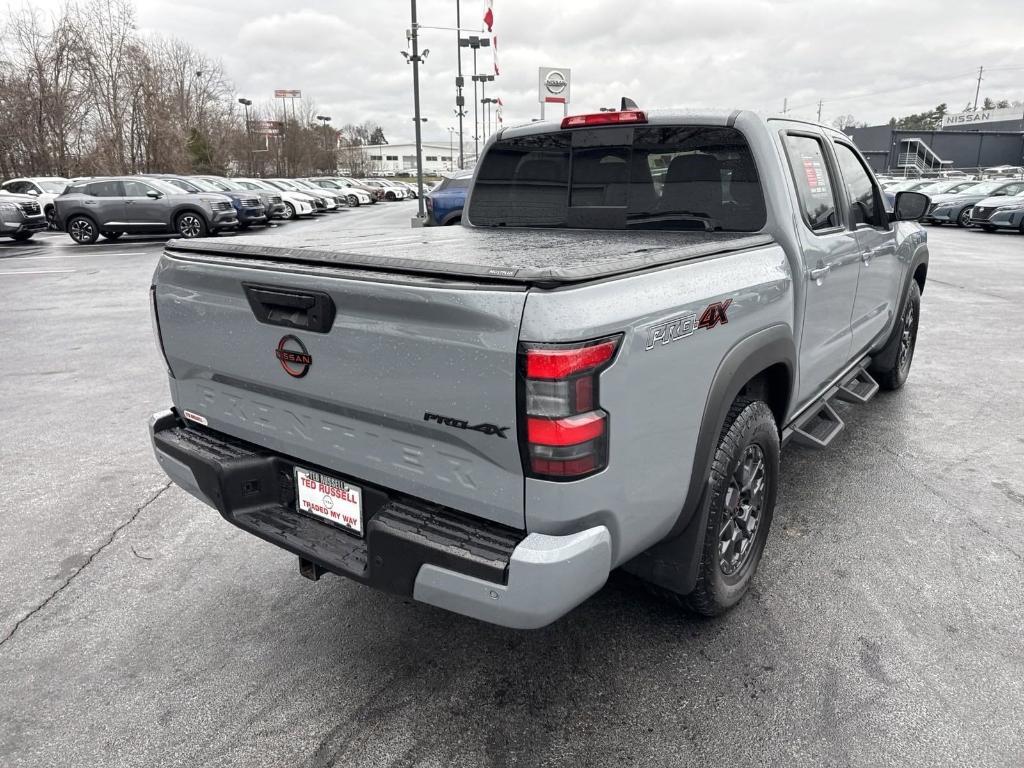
[
  {"xmin": 438, "ymin": 176, "xmax": 471, "ymax": 192},
  {"xmin": 467, "ymin": 125, "xmax": 766, "ymax": 231}
]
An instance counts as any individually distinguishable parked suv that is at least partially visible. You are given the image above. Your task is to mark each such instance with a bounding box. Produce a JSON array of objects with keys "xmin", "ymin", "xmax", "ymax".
[
  {"xmin": 425, "ymin": 170, "xmax": 471, "ymax": 225},
  {"xmin": 54, "ymin": 177, "xmax": 237, "ymax": 244},
  {"xmin": 305, "ymin": 178, "xmax": 373, "ymax": 207},
  {"xmin": 925, "ymin": 180, "xmax": 1024, "ymax": 227},
  {"xmin": 0, "ymin": 193, "xmax": 48, "ymax": 241},
  {"xmin": 1, "ymin": 176, "xmax": 71, "ymax": 228},
  {"xmin": 195, "ymin": 176, "xmax": 286, "ymax": 221},
  {"xmin": 151, "ymin": 175, "xmax": 268, "ymax": 230}
]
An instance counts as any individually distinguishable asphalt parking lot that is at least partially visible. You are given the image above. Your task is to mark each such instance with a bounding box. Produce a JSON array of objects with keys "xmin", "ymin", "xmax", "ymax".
[{"xmin": 1, "ymin": 213, "xmax": 1022, "ymax": 768}]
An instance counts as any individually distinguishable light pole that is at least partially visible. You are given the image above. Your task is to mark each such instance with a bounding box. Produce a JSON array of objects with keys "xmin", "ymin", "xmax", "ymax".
[
  {"xmin": 404, "ymin": 2, "xmax": 428, "ymax": 225},
  {"xmin": 238, "ymin": 98, "xmax": 253, "ymax": 175},
  {"xmin": 455, "ymin": 0, "xmax": 465, "ymax": 169},
  {"xmin": 459, "ymin": 35, "xmax": 489, "ymax": 162},
  {"xmin": 481, "ymin": 97, "xmax": 498, "ymax": 138},
  {"xmin": 447, "ymin": 126, "xmax": 456, "ymax": 170},
  {"xmin": 316, "ymin": 114, "xmax": 332, "ymax": 172},
  {"xmin": 474, "ymin": 74, "xmax": 495, "ymax": 141}
]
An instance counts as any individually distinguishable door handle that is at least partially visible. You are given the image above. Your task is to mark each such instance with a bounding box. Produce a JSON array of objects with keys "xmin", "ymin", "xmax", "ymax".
[
  {"xmin": 125, "ymin": 200, "xmax": 135, "ymax": 205},
  {"xmin": 809, "ymin": 265, "xmax": 831, "ymax": 281}
]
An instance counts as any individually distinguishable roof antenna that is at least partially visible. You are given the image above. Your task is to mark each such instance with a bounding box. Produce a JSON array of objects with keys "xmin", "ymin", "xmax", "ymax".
[{"xmin": 621, "ymin": 97, "xmax": 639, "ymax": 111}]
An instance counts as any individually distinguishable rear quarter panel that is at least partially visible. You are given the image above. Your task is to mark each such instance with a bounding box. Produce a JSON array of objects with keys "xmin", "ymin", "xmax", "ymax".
[{"xmin": 521, "ymin": 244, "xmax": 793, "ymax": 566}]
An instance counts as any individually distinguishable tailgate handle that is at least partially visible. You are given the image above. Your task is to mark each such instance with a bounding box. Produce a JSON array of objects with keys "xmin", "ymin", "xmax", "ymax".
[{"xmin": 243, "ymin": 284, "xmax": 336, "ymax": 333}]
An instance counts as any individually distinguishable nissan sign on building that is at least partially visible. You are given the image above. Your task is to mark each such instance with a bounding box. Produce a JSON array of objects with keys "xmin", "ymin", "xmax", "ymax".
[
  {"xmin": 941, "ymin": 107, "xmax": 1024, "ymax": 130},
  {"xmin": 538, "ymin": 67, "xmax": 571, "ymax": 105}
]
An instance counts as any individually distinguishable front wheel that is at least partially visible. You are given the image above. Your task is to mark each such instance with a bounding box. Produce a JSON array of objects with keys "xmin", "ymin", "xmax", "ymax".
[
  {"xmin": 175, "ymin": 212, "xmax": 207, "ymax": 239},
  {"xmin": 67, "ymin": 215, "xmax": 98, "ymax": 244},
  {"xmin": 284, "ymin": 202, "xmax": 297, "ymax": 219},
  {"xmin": 980, "ymin": 224, "xmax": 996, "ymax": 232},
  {"xmin": 685, "ymin": 399, "xmax": 780, "ymax": 616},
  {"xmin": 347, "ymin": 195, "xmax": 359, "ymax": 207},
  {"xmin": 957, "ymin": 207, "xmax": 972, "ymax": 227},
  {"xmin": 12, "ymin": 231, "xmax": 34, "ymax": 241},
  {"xmin": 869, "ymin": 280, "xmax": 921, "ymax": 391}
]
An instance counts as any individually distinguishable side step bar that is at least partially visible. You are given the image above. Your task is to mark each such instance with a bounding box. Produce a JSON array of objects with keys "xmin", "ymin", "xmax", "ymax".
[{"xmin": 783, "ymin": 360, "xmax": 879, "ymax": 449}]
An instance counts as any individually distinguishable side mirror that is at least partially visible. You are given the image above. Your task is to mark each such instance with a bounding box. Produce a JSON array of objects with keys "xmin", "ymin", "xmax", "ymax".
[
  {"xmin": 892, "ymin": 191, "xmax": 929, "ymax": 221},
  {"xmin": 27, "ymin": 189, "xmax": 39, "ymax": 196},
  {"xmin": 146, "ymin": 190, "xmax": 163, "ymax": 199}
]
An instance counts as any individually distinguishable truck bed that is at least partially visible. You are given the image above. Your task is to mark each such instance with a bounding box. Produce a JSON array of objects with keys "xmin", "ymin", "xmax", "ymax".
[{"xmin": 165, "ymin": 217, "xmax": 774, "ymax": 287}]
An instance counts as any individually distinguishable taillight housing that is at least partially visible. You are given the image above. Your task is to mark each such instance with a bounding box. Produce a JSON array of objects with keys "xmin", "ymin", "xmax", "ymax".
[
  {"xmin": 149, "ymin": 285, "xmax": 175, "ymax": 378},
  {"xmin": 519, "ymin": 335, "xmax": 621, "ymax": 480}
]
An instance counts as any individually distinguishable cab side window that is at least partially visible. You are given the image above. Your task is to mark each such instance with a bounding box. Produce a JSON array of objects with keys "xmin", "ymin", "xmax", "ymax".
[
  {"xmin": 834, "ymin": 143, "xmax": 884, "ymax": 228},
  {"xmin": 123, "ymin": 180, "xmax": 158, "ymax": 197},
  {"xmin": 783, "ymin": 134, "xmax": 838, "ymax": 232}
]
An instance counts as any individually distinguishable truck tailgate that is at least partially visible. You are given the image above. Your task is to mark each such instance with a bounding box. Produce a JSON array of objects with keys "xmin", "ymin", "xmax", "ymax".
[{"xmin": 153, "ymin": 251, "xmax": 528, "ymax": 529}]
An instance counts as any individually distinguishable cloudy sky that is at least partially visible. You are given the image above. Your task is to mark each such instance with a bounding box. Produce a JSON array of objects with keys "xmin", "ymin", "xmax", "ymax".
[{"xmin": 39, "ymin": 0, "xmax": 1024, "ymax": 143}]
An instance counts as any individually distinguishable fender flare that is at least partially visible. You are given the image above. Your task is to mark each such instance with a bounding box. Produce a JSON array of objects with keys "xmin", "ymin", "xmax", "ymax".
[
  {"xmin": 170, "ymin": 204, "xmax": 212, "ymax": 230},
  {"xmin": 623, "ymin": 324, "xmax": 796, "ymax": 594}
]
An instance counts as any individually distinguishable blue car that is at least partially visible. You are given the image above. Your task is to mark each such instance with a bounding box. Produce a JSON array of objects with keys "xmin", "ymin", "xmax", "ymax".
[{"xmin": 425, "ymin": 170, "xmax": 472, "ymax": 226}]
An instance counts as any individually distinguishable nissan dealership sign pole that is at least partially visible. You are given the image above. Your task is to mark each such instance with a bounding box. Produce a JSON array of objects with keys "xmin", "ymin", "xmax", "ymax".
[{"xmin": 539, "ymin": 67, "xmax": 571, "ymax": 120}]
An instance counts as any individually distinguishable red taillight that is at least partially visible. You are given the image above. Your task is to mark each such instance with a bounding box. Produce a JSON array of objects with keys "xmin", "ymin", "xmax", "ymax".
[
  {"xmin": 520, "ymin": 335, "xmax": 620, "ymax": 480},
  {"xmin": 560, "ymin": 110, "xmax": 647, "ymax": 129}
]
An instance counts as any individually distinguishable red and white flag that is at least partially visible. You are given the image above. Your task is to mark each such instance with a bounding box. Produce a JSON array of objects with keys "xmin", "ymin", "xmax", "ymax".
[
  {"xmin": 496, "ymin": 97, "xmax": 504, "ymax": 125},
  {"xmin": 483, "ymin": 0, "xmax": 494, "ymax": 32},
  {"xmin": 492, "ymin": 35, "xmax": 500, "ymax": 76}
]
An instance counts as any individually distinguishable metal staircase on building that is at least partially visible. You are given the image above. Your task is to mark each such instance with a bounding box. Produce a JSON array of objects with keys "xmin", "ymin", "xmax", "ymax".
[{"xmin": 896, "ymin": 138, "xmax": 953, "ymax": 177}]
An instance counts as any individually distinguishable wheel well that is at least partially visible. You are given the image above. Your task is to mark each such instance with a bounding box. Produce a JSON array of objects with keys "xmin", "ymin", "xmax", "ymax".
[
  {"xmin": 738, "ymin": 363, "xmax": 791, "ymax": 427},
  {"xmin": 913, "ymin": 263, "xmax": 927, "ymax": 294}
]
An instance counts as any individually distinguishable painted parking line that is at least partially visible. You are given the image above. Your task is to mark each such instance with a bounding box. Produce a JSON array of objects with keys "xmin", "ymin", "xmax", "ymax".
[{"xmin": 0, "ymin": 269, "xmax": 76, "ymax": 275}]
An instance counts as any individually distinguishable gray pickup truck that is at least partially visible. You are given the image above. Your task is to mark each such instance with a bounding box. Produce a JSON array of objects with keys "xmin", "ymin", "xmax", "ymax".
[{"xmin": 148, "ymin": 109, "xmax": 930, "ymax": 628}]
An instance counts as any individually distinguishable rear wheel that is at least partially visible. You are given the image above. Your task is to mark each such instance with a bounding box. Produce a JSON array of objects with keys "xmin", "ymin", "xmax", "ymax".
[
  {"xmin": 685, "ymin": 399, "xmax": 780, "ymax": 616},
  {"xmin": 67, "ymin": 215, "xmax": 98, "ymax": 245},
  {"xmin": 100, "ymin": 230, "xmax": 123, "ymax": 240},
  {"xmin": 175, "ymin": 212, "xmax": 207, "ymax": 239},
  {"xmin": 869, "ymin": 280, "xmax": 921, "ymax": 391},
  {"xmin": 956, "ymin": 207, "xmax": 972, "ymax": 227}
]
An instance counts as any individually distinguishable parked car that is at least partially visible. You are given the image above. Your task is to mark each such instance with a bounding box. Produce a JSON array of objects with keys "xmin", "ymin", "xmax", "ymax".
[
  {"xmin": 925, "ymin": 180, "xmax": 1024, "ymax": 227},
  {"xmin": 149, "ymin": 108, "xmax": 930, "ymax": 628},
  {"xmin": 54, "ymin": 177, "xmax": 237, "ymax": 244},
  {"xmin": 289, "ymin": 178, "xmax": 349, "ymax": 209},
  {"xmin": 336, "ymin": 177, "xmax": 384, "ymax": 202},
  {"xmin": 150, "ymin": 175, "xmax": 268, "ymax": 230},
  {"xmin": 192, "ymin": 176, "xmax": 285, "ymax": 222},
  {"xmin": 968, "ymin": 193, "xmax": 1024, "ymax": 233},
  {"xmin": 883, "ymin": 178, "xmax": 974, "ymax": 207},
  {"xmin": 360, "ymin": 178, "xmax": 409, "ymax": 200},
  {"xmin": 265, "ymin": 179, "xmax": 334, "ymax": 212},
  {"xmin": 391, "ymin": 180, "xmax": 420, "ymax": 199},
  {"xmin": 0, "ymin": 176, "xmax": 71, "ymax": 228},
  {"xmin": 916, "ymin": 179, "xmax": 979, "ymax": 196},
  {"xmin": 425, "ymin": 169, "xmax": 471, "ymax": 226},
  {"xmin": 0, "ymin": 193, "xmax": 48, "ymax": 241},
  {"xmin": 231, "ymin": 178, "xmax": 316, "ymax": 219},
  {"xmin": 303, "ymin": 178, "xmax": 372, "ymax": 207}
]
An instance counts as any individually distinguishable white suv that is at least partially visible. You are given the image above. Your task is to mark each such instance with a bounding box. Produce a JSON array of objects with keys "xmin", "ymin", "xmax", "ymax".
[{"xmin": 0, "ymin": 177, "xmax": 71, "ymax": 228}]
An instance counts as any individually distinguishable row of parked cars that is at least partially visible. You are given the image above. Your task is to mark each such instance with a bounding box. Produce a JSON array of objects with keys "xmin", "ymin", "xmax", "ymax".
[
  {"xmin": 878, "ymin": 176, "xmax": 1024, "ymax": 233},
  {"xmin": 0, "ymin": 174, "xmax": 423, "ymax": 244}
]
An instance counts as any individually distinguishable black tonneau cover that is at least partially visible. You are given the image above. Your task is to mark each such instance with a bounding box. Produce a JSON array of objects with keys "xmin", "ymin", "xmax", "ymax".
[{"xmin": 166, "ymin": 218, "xmax": 775, "ymax": 286}]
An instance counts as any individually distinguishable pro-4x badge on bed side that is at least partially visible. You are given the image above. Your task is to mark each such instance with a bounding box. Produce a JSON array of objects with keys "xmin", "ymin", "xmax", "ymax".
[
  {"xmin": 645, "ymin": 299, "xmax": 733, "ymax": 351},
  {"xmin": 424, "ymin": 412, "xmax": 510, "ymax": 439}
]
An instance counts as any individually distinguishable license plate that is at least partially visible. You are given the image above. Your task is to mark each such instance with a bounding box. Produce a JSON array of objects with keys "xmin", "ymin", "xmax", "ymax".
[{"xmin": 294, "ymin": 467, "xmax": 362, "ymax": 536}]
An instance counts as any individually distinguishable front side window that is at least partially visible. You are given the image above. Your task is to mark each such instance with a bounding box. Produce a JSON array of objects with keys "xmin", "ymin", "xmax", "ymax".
[
  {"xmin": 167, "ymin": 179, "xmax": 198, "ymax": 193},
  {"xmin": 834, "ymin": 143, "xmax": 883, "ymax": 228},
  {"xmin": 783, "ymin": 135, "xmax": 838, "ymax": 232},
  {"xmin": 468, "ymin": 125, "xmax": 766, "ymax": 231}
]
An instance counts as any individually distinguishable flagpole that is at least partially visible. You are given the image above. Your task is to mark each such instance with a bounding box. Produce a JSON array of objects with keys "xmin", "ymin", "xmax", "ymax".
[{"xmin": 455, "ymin": 0, "xmax": 464, "ymax": 170}]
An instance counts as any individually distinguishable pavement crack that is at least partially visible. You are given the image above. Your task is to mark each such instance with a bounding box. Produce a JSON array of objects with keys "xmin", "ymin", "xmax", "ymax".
[
  {"xmin": 0, "ymin": 481, "xmax": 172, "ymax": 650},
  {"xmin": 928, "ymin": 278, "xmax": 1013, "ymax": 302}
]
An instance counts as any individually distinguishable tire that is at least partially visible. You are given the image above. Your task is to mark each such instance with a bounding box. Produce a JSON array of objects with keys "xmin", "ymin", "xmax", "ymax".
[
  {"xmin": 175, "ymin": 211, "xmax": 207, "ymax": 239},
  {"xmin": 238, "ymin": 221, "xmax": 250, "ymax": 230},
  {"xmin": 444, "ymin": 216, "xmax": 462, "ymax": 226},
  {"xmin": 684, "ymin": 398, "xmax": 780, "ymax": 617},
  {"xmin": 386, "ymin": 191, "xmax": 396, "ymax": 201},
  {"xmin": 12, "ymin": 231, "xmax": 34, "ymax": 241},
  {"xmin": 284, "ymin": 202, "xmax": 297, "ymax": 220},
  {"xmin": 100, "ymin": 231, "xmax": 123, "ymax": 240},
  {"xmin": 44, "ymin": 205, "xmax": 57, "ymax": 230},
  {"xmin": 347, "ymin": 195, "xmax": 359, "ymax": 207},
  {"xmin": 868, "ymin": 280, "xmax": 921, "ymax": 391},
  {"xmin": 956, "ymin": 207, "xmax": 972, "ymax": 227},
  {"xmin": 980, "ymin": 224, "xmax": 996, "ymax": 232},
  {"xmin": 1019, "ymin": 220, "xmax": 1024, "ymax": 235},
  {"xmin": 67, "ymin": 215, "xmax": 98, "ymax": 244}
]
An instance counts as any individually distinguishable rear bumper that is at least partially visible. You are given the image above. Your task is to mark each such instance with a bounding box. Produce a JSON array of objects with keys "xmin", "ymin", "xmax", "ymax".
[{"xmin": 150, "ymin": 409, "xmax": 610, "ymax": 629}]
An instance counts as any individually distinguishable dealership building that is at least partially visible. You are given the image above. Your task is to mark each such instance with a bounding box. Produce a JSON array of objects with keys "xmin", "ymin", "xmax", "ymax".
[
  {"xmin": 846, "ymin": 107, "xmax": 1024, "ymax": 174},
  {"xmin": 361, "ymin": 141, "xmax": 463, "ymax": 175}
]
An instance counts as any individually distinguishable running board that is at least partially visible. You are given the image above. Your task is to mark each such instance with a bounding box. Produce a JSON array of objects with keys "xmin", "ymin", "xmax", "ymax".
[
  {"xmin": 836, "ymin": 365, "xmax": 879, "ymax": 404},
  {"xmin": 789, "ymin": 400, "xmax": 845, "ymax": 448}
]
